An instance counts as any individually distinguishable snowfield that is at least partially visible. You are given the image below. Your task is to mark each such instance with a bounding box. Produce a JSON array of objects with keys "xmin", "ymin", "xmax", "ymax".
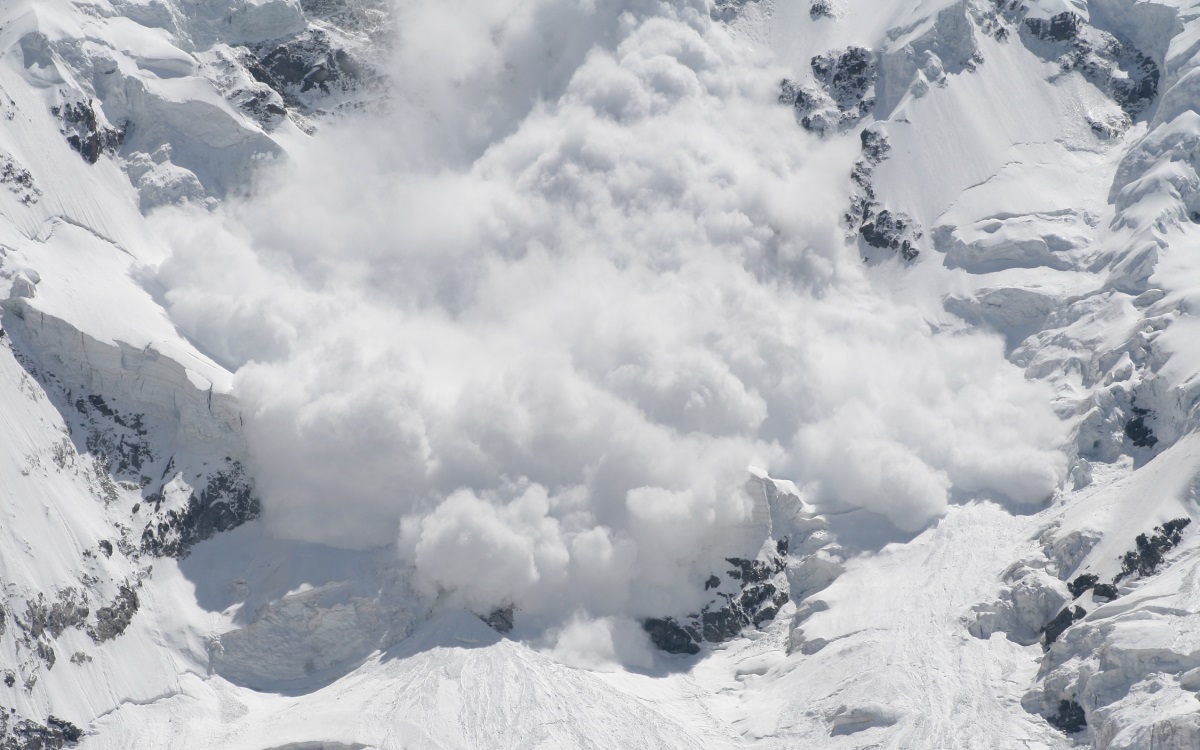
[{"xmin": 5, "ymin": 0, "xmax": 1200, "ymax": 748}]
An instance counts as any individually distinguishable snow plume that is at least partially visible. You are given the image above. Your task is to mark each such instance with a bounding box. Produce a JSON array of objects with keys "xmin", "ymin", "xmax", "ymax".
[{"xmin": 149, "ymin": 0, "xmax": 1066, "ymax": 623}]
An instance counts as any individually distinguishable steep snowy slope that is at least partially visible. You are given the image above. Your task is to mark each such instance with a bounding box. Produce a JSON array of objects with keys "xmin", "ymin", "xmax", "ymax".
[
  {"xmin": 736, "ymin": 1, "xmax": 1200, "ymax": 746},
  {"xmin": 0, "ymin": 0, "xmax": 388, "ymax": 744},
  {"xmin": 5, "ymin": 0, "xmax": 1200, "ymax": 748}
]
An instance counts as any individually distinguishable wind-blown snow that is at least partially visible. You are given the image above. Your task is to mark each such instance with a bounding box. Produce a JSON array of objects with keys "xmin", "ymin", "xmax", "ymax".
[{"xmin": 148, "ymin": 0, "xmax": 1067, "ymax": 623}]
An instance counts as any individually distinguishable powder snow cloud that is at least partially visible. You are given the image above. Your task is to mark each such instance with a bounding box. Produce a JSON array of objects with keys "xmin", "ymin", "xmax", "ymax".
[{"xmin": 149, "ymin": 0, "xmax": 1067, "ymax": 621}]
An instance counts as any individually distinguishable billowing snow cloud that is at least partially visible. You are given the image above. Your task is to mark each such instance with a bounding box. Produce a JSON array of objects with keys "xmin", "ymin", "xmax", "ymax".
[{"xmin": 149, "ymin": 0, "xmax": 1066, "ymax": 621}]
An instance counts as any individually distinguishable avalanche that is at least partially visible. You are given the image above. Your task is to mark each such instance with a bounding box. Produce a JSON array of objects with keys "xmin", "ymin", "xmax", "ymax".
[{"xmin": 2, "ymin": 0, "xmax": 1200, "ymax": 749}]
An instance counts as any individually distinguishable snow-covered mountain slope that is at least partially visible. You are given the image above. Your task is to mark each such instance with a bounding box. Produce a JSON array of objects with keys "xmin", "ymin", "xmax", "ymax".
[{"xmin": 7, "ymin": 0, "xmax": 1200, "ymax": 748}]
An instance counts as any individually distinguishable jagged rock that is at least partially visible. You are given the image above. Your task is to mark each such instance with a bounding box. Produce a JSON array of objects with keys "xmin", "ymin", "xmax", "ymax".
[
  {"xmin": 481, "ymin": 606, "xmax": 514, "ymax": 634},
  {"xmin": 1025, "ymin": 12, "xmax": 1081, "ymax": 44},
  {"xmin": 70, "ymin": 394, "xmax": 153, "ymax": 482},
  {"xmin": 1042, "ymin": 605, "xmax": 1086, "ymax": 646},
  {"xmin": 1124, "ymin": 403, "xmax": 1158, "ymax": 448},
  {"xmin": 1114, "ymin": 518, "xmax": 1191, "ymax": 582},
  {"xmin": 841, "ymin": 125, "xmax": 921, "ymax": 261},
  {"xmin": 860, "ymin": 209, "xmax": 921, "ymax": 261},
  {"xmin": 22, "ymin": 590, "xmax": 89, "ymax": 641},
  {"xmin": 50, "ymin": 99, "xmax": 124, "ymax": 165},
  {"xmin": 780, "ymin": 46, "xmax": 876, "ymax": 134},
  {"xmin": 36, "ymin": 642, "xmax": 56, "ymax": 670},
  {"xmin": 0, "ymin": 155, "xmax": 40, "ymax": 205},
  {"xmin": 1067, "ymin": 573, "xmax": 1098, "ymax": 599},
  {"xmin": 642, "ymin": 617, "xmax": 700, "ymax": 655},
  {"xmin": 812, "ymin": 47, "xmax": 875, "ymax": 111},
  {"xmin": 87, "ymin": 584, "xmax": 139, "ymax": 643},
  {"xmin": 4, "ymin": 338, "xmax": 259, "ymax": 563},
  {"xmin": 859, "ymin": 127, "xmax": 890, "ymax": 164},
  {"xmin": 1047, "ymin": 698, "xmax": 1086, "ymax": 734},
  {"xmin": 844, "ymin": 126, "xmax": 916, "ymax": 260},
  {"xmin": 246, "ymin": 29, "xmax": 373, "ymax": 112},
  {"xmin": 0, "ymin": 712, "xmax": 83, "ymax": 749},
  {"xmin": 1018, "ymin": 11, "xmax": 1159, "ymax": 118},
  {"xmin": 700, "ymin": 607, "xmax": 745, "ymax": 642},
  {"xmin": 45, "ymin": 718, "xmax": 80, "ymax": 744},
  {"xmin": 644, "ymin": 550, "xmax": 790, "ymax": 652},
  {"xmin": 140, "ymin": 461, "xmax": 261, "ymax": 558},
  {"xmin": 1066, "ymin": 573, "xmax": 1120, "ymax": 603},
  {"xmin": 810, "ymin": 1, "xmax": 835, "ymax": 20}
]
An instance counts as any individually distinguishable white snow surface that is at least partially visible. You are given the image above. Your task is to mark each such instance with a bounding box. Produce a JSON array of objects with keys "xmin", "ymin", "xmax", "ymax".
[{"xmin": 5, "ymin": 0, "xmax": 1200, "ymax": 748}]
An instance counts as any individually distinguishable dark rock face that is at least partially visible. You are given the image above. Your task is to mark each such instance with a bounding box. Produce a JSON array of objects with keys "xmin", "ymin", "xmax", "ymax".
[
  {"xmin": 246, "ymin": 29, "xmax": 373, "ymax": 112},
  {"xmin": 0, "ymin": 713, "xmax": 83, "ymax": 749},
  {"xmin": 50, "ymin": 99, "xmax": 124, "ymax": 164},
  {"xmin": 226, "ymin": 78, "xmax": 288, "ymax": 127},
  {"xmin": 1042, "ymin": 605, "xmax": 1086, "ymax": 646},
  {"xmin": 27, "ymin": 590, "xmax": 90, "ymax": 641},
  {"xmin": 812, "ymin": 47, "xmax": 875, "ymax": 112},
  {"xmin": 778, "ymin": 79, "xmax": 820, "ymax": 120},
  {"xmin": 0, "ymin": 327, "xmax": 261, "ymax": 737},
  {"xmin": 1115, "ymin": 518, "xmax": 1191, "ymax": 582},
  {"xmin": 1024, "ymin": 11, "xmax": 1081, "ymax": 43},
  {"xmin": 1067, "ymin": 573, "xmax": 1120, "ymax": 603},
  {"xmin": 0, "ymin": 155, "xmax": 40, "ymax": 205},
  {"xmin": 642, "ymin": 617, "xmax": 700, "ymax": 655},
  {"xmin": 140, "ymin": 460, "xmax": 260, "ymax": 559},
  {"xmin": 1059, "ymin": 519, "xmax": 1190, "ymax": 626},
  {"xmin": 6, "ymin": 324, "xmax": 262, "ymax": 565},
  {"xmin": 779, "ymin": 46, "xmax": 876, "ymax": 134},
  {"xmin": 810, "ymin": 0, "xmax": 835, "ymax": 20},
  {"xmin": 481, "ymin": 606, "xmax": 514, "ymax": 634},
  {"xmin": 12, "ymin": 590, "xmax": 89, "ymax": 670},
  {"xmin": 1067, "ymin": 573, "xmax": 1098, "ymax": 598},
  {"xmin": 299, "ymin": 0, "xmax": 391, "ymax": 34},
  {"xmin": 1124, "ymin": 403, "xmax": 1157, "ymax": 448},
  {"xmin": 847, "ymin": 130, "xmax": 885, "ymax": 229},
  {"xmin": 8, "ymin": 582, "xmax": 142, "ymax": 668},
  {"xmin": 87, "ymin": 584, "xmax": 139, "ymax": 643},
  {"xmin": 859, "ymin": 127, "xmax": 890, "ymax": 164},
  {"xmin": 73, "ymin": 394, "xmax": 153, "ymax": 484},
  {"xmin": 845, "ymin": 127, "xmax": 922, "ymax": 262},
  {"xmin": 861, "ymin": 209, "xmax": 921, "ymax": 261},
  {"xmin": 1018, "ymin": 11, "xmax": 1159, "ymax": 118},
  {"xmin": 1047, "ymin": 698, "xmax": 1087, "ymax": 734},
  {"xmin": 643, "ymin": 547, "xmax": 790, "ymax": 654},
  {"xmin": 705, "ymin": 556, "xmax": 790, "ymax": 632},
  {"xmin": 64, "ymin": 391, "xmax": 260, "ymax": 559}
]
